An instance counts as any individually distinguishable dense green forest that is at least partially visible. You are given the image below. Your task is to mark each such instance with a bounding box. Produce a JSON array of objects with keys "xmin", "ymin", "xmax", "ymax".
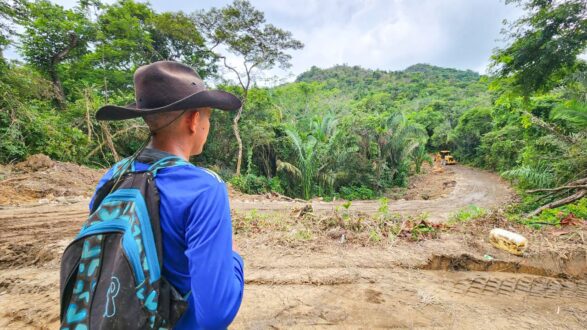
[{"xmin": 0, "ymin": 0, "xmax": 586, "ymax": 220}]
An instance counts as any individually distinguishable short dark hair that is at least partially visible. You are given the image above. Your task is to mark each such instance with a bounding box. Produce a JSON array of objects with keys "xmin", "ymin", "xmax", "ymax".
[{"xmin": 143, "ymin": 109, "xmax": 195, "ymax": 134}]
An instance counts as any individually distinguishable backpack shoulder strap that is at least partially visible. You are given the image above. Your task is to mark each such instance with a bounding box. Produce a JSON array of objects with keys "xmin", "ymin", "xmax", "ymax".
[
  {"xmin": 90, "ymin": 157, "xmax": 136, "ymax": 213},
  {"xmin": 147, "ymin": 156, "xmax": 193, "ymax": 177},
  {"xmin": 111, "ymin": 157, "xmax": 136, "ymax": 178}
]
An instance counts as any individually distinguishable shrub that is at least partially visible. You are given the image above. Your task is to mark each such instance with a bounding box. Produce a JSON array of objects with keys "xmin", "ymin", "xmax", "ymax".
[
  {"xmin": 230, "ymin": 174, "xmax": 284, "ymax": 195},
  {"xmin": 448, "ymin": 205, "xmax": 487, "ymax": 224},
  {"xmin": 268, "ymin": 177, "xmax": 285, "ymax": 194},
  {"xmin": 339, "ymin": 185, "xmax": 376, "ymax": 200}
]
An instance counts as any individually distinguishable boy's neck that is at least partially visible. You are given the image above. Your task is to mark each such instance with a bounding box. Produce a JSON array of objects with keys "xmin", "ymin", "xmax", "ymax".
[{"xmin": 147, "ymin": 138, "xmax": 191, "ymax": 161}]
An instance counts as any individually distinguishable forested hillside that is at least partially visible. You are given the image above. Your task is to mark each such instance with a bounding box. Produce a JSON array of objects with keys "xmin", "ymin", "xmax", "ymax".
[
  {"xmin": 215, "ymin": 63, "xmax": 492, "ymax": 201},
  {"xmin": 0, "ymin": 0, "xmax": 586, "ymax": 220}
]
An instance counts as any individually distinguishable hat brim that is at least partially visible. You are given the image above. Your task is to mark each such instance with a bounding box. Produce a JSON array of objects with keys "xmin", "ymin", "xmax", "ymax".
[{"xmin": 96, "ymin": 90, "xmax": 242, "ymax": 121}]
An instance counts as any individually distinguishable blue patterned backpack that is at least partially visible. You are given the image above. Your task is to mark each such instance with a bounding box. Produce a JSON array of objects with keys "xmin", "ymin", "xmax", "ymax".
[{"xmin": 60, "ymin": 156, "xmax": 191, "ymax": 329}]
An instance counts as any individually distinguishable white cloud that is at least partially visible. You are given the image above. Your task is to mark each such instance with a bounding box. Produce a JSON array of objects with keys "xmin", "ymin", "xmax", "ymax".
[
  {"xmin": 254, "ymin": 0, "xmax": 523, "ymax": 79},
  {"xmin": 10, "ymin": 0, "xmax": 524, "ymax": 84}
]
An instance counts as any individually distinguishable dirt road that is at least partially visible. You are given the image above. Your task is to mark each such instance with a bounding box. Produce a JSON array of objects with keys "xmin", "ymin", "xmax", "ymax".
[
  {"xmin": 232, "ymin": 165, "xmax": 513, "ymax": 222},
  {"xmin": 1, "ymin": 165, "xmax": 586, "ymax": 329}
]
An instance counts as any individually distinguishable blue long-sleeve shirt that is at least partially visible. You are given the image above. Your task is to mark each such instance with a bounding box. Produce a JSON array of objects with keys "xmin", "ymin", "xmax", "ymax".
[{"xmin": 91, "ymin": 149, "xmax": 244, "ymax": 329}]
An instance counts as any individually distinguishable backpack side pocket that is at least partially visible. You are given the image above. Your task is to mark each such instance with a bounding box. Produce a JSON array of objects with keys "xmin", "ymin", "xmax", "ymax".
[{"xmin": 158, "ymin": 277, "xmax": 190, "ymax": 328}]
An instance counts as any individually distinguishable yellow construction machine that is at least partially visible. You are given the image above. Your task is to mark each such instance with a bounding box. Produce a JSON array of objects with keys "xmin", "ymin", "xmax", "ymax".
[{"xmin": 439, "ymin": 150, "xmax": 456, "ymax": 165}]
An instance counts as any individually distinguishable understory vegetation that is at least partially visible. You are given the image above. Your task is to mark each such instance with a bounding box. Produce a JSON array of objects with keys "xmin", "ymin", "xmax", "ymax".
[{"xmin": 0, "ymin": 0, "xmax": 586, "ymax": 219}]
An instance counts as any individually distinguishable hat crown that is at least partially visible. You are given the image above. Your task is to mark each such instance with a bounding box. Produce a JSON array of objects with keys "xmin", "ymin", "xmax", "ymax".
[
  {"xmin": 134, "ymin": 61, "xmax": 207, "ymax": 109},
  {"xmin": 96, "ymin": 60, "xmax": 241, "ymax": 121}
]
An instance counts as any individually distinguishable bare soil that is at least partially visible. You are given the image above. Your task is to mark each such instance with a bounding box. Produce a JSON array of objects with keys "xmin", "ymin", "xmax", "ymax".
[
  {"xmin": 0, "ymin": 154, "xmax": 101, "ymax": 206},
  {"xmin": 0, "ymin": 156, "xmax": 585, "ymax": 329},
  {"xmin": 235, "ymin": 242, "xmax": 587, "ymax": 329},
  {"xmin": 390, "ymin": 162, "xmax": 457, "ymax": 201}
]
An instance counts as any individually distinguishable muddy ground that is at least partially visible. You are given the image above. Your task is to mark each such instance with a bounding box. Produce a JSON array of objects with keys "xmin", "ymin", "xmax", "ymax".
[{"xmin": 0, "ymin": 156, "xmax": 585, "ymax": 329}]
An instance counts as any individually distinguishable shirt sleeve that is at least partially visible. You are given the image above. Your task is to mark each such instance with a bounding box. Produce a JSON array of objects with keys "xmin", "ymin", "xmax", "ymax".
[
  {"xmin": 184, "ymin": 180, "xmax": 244, "ymax": 329},
  {"xmin": 89, "ymin": 168, "xmax": 115, "ymax": 211}
]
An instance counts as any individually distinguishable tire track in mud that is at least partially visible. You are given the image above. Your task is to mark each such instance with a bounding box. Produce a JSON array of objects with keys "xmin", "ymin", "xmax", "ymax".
[
  {"xmin": 0, "ymin": 267, "xmax": 61, "ymax": 329},
  {"xmin": 0, "ymin": 203, "xmax": 88, "ymax": 329},
  {"xmin": 237, "ymin": 246, "xmax": 587, "ymax": 329},
  {"xmin": 237, "ymin": 263, "xmax": 587, "ymax": 329},
  {"xmin": 244, "ymin": 264, "xmax": 587, "ymax": 301},
  {"xmin": 449, "ymin": 275, "xmax": 587, "ymax": 301},
  {"xmin": 0, "ymin": 204, "xmax": 84, "ymax": 270}
]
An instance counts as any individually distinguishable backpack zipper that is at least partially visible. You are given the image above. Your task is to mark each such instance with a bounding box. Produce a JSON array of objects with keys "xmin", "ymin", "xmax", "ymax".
[
  {"xmin": 102, "ymin": 189, "xmax": 160, "ymax": 284},
  {"xmin": 77, "ymin": 220, "xmax": 145, "ymax": 284}
]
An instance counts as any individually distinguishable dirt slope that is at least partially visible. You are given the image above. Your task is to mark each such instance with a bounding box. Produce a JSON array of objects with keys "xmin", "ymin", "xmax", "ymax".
[{"xmin": 0, "ymin": 154, "xmax": 101, "ymax": 205}]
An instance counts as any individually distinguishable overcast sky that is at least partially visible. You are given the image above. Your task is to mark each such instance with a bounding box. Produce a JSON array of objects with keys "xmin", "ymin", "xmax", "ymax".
[{"xmin": 6, "ymin": 0, "xmax": 524, "ymax": 81}]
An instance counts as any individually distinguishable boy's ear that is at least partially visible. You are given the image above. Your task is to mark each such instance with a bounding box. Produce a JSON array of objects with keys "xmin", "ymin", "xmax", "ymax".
[{"xmin": 186, "ymin": 110, "xmax": 200, "ymax": 133}]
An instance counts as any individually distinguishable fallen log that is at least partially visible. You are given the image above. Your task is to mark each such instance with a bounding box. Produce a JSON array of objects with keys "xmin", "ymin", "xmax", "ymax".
[
  {"xmin": 526, "ymin": 185, "xmax": 587, "ymax": 193},
  {"xmin": 526, "ymin": 189, "xmax": 586, "ymax": 218},
  {"xmin": 524, "ymin": 177, "xmax": 587, "ymax": 217}
]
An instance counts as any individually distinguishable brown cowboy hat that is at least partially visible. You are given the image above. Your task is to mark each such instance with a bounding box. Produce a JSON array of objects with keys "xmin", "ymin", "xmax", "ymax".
[{"xmin": 96, "ymin": 61, "xmax": 242, "ymax": 121}]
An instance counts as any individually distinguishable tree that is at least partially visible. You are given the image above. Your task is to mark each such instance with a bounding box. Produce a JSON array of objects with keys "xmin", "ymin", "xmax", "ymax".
[
  {"xmin": 277, "ymin": 115, "xmax": 355, "ymax": 199},
  {"xmin": 0, "ymin": 2, "xmax": 8, "ymax": 51},
  {"xmin": 92, "ymin": 0, "xmax": 155, "ymax": 93},
  {"xmin": 149, "ymin": 11, "xmax": 216, "ymax": 78},
  {"xmin": 0, "ymin": 0, "xmax": 19, "ymax": 58},
  {"xmin": 489, "ymin": 0, "xmax": 587, "ymax": 216},
  {"xmin": 552, "ymin": 100, "xmax": 587, "ymax": 130},
  {"xmin": 491, "ymin": 0, "xmax": 587, "ymax": 97},
  {"xmin": 196, "ymin": 0, "xmax": 303, "ymax": 175},
  {"xmin": 450, "ymin": 107, "xmax": 493, "ymax": 161},
  {"xmin": 380, "ymin": 111, "xmax": 427, "ymax": 186},
  {"xmin": 411, "ymin": 144, "xmax": 432, "ymax": 174},
  {"xmin": 19, "ymin": 0, "xmax": 94, "ymax": 107},
  {"xmin": 238, "ymin": 87, "xmax": 279, "ymax": 177},
  {"xmin": 277, "ymin": 129, "xmax": 317, "ymax": 200},
  {"xmin": 67, "ymin": 1, "xmax": 217, "ymax": 95}
]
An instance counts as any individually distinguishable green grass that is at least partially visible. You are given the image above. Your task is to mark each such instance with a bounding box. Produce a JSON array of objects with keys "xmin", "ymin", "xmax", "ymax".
[
  {"xmin": 448, "ymin": 205, "xmax": 487, "ymax": 224},
  {"xmin": 292, "ymin": 228, "xmax": 313, "ymax": 241}
]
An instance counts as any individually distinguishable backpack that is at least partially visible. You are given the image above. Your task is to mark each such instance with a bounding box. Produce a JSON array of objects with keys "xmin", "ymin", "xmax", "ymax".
[{"xmin": 60, "ymin": 156, "xmax": 191, "ymax": 330}]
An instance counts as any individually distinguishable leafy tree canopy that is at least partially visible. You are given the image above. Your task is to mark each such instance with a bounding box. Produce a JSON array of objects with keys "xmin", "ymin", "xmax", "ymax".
[{"xmin": 491, "ymin": 0, "xmax": 587, "ymax": 96}]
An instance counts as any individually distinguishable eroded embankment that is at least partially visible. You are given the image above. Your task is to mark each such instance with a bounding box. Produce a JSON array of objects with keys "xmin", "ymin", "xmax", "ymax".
[{"xmin": 419, "ymin": 249, "xmax": 587, "ymax": 279}]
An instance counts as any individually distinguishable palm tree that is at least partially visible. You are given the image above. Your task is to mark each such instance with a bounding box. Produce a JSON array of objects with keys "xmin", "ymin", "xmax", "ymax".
[
  {"xmin": 379, "ymin": 111, "xmax": 427, "ymax": 183},
  {"xmin": 502, "ymin": 163, "xmax": 556, "ymax": 189},
  {"xmin": 552, "ymin": 100, "xmax": 587, "ymax": 130},
  {"xmin": 311, "ymin": 113, "xmax": 338, "ymax": 142},
  {"xmin": 277, "ymin": 115, "xmax": 354, "ymax": 199},
  {"xmin": 411, "ymin": 144, "xmax": 433, "ymax": 174},
  {"xmin": 277, "ymin": 129, "xmax": 317, "ymax": 200}
]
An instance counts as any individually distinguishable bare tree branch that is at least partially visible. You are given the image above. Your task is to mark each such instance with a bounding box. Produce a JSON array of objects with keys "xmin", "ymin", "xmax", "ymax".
[
  {"xmin": 87, "ymin": 125, "xmax": 146, "ymax": 159},
  {"xmin": 527, "ymin": 185, "xmax": 587, "ymax": 193},
  {"xmin": 222, "ymin": 56, "xmax": 246, "ymax": 91}
]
